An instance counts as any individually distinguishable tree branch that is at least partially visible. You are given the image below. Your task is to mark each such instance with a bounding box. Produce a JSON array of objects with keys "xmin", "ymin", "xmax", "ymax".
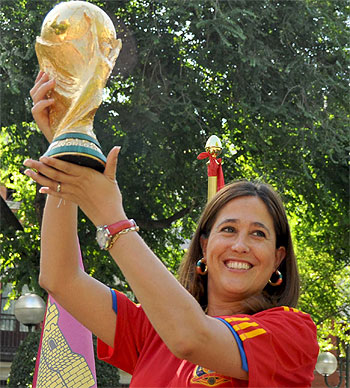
[{"xmin": 135, "ymin": 201, "xmax": 196, "ymax": 230}]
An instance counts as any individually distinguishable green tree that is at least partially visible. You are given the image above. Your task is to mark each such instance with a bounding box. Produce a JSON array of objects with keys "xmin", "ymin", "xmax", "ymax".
[
  {"xmin": 8, "ymin": 331, "xmax": 40, "ymax": 387},
  {"xmin": 1, "ymin": 0, "xmax": 349, "ymax": 345}
]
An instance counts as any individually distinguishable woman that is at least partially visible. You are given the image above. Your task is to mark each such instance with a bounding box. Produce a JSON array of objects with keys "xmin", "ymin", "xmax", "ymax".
[{"xmin": 24, "ymin": 72, "xmax": 319, "ymax": 387}]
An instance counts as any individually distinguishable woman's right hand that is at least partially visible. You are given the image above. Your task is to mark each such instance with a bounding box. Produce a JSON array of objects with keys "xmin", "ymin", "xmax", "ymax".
[
  {"xmin": 24, "ymin": 146, "xmax": 126, "ymax": 227},
  {"xmin": 30, "ymin": 71, "xmax": 55, "ymax": 142}
]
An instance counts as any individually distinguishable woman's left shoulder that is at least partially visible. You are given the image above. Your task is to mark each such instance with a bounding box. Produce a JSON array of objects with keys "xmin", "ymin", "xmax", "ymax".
[
  {"xmin": 253, "ymin": 305, "xmax": 318, "ymax": 338},
  {"xmin": 238, "ymin": 307, "xmax": 319, "ymax": 387},
  {"xmin": 255, "ymin": 305, "xmax": 315, "ymax": 322}
]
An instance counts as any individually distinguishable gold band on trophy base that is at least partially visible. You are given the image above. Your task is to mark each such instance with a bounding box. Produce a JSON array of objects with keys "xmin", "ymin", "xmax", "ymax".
[
  {"xmin": 36, "ymin": 1, "xmax": 122, "ymax": 171},
  {"xmin": 43, "ymin": 133, "xmax": 106, "ymax": 172}
]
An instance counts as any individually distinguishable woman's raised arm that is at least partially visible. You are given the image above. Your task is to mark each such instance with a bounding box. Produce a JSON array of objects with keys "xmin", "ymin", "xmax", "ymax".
[{"xmin": 33, "ymin": 188, "xmax": 116, "ymax": 347}]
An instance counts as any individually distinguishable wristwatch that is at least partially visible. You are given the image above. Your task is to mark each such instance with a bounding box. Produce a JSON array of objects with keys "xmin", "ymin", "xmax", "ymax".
[{"xmin": 96, "ymin": 219, "xmax": 139, "ymax": 250}]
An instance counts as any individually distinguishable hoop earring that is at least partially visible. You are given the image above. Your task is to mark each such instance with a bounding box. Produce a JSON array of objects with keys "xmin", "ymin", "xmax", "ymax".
[
  {"xmin": 196, "ymin": 258, "xmax": 208, "ymax": 275},
  {"xmin": 268, "ymin": 270, "xmax": 283, "ymax": 286}
]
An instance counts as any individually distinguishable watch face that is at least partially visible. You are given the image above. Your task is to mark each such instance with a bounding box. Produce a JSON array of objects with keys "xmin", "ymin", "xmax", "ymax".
[{"xmin": 96, "ymin": 227, "xmax": 110, "ymax": 250}]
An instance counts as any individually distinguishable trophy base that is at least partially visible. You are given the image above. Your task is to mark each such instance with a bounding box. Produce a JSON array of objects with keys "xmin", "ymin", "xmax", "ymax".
[{"xmin": 43, "ymin": 132, "xmax": 106, "ymax": 173}]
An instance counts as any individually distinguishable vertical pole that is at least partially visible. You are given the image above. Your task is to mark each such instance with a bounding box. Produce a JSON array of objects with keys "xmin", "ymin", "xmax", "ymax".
[
  {"xmin": 205, "ymin": 135, "xmax": 222, "ymax": 202},
  {"xmin": 207, "ymin": 176, "xmax": 217, "ymax": 202}
]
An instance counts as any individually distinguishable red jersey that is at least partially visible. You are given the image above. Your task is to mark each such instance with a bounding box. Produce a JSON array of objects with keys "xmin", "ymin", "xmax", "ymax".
[{"xmin": 98, "ymin": 290, "xmax": 318, "ymax": 387}]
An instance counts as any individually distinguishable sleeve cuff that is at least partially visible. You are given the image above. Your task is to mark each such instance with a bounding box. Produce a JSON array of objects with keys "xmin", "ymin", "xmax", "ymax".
[{"xmin": 110, "ymin": 288, "xmax": 118, "ymax": 314}]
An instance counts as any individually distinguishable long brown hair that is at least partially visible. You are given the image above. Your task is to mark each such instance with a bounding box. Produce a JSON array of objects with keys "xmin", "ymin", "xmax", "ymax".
[{"xmin": 178, "ymin": 180, "xmax": 300, "ymax": 314}]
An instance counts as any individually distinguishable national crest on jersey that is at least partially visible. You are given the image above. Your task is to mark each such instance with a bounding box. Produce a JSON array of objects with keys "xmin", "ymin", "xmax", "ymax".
[{"xmin": 191, "ymin": 366, "xmax": 231, "ymax": 386}]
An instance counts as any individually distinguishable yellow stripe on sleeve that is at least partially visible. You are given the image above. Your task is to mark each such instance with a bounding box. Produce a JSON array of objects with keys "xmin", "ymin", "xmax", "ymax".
[
  {"xmin": 233, "ymin": 322, "xmax": 259, "ymax": 331},
  {"xmin": 239, "ymin": 328, "xmax": 267, "ymax": 341},
  {"xmin": 282, "ymin": 306, "xmax": 307, "ymax": 314},
  {"xmin": 224, "ymin": 317, "xmax": 250, "ymax": 323}
]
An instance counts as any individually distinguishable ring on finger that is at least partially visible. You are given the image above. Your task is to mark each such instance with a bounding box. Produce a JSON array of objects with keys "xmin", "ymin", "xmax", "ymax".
[{"xmin": 56, "ymin": 183, "xmax": 61, "ymax": 193}]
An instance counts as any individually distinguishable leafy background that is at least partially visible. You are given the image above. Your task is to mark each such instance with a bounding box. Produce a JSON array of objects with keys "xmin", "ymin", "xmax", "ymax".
[{"xmin": 1, "ymin": 0, "xmax": 349, "ymax": 375}]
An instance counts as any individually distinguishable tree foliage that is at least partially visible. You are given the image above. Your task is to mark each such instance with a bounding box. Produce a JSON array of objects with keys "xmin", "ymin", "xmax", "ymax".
[
  {"xmin": 1, "ymin": 0, "xmax": 349, "ymax": 346},
  {"xmin": 8, "ymin": 331, "xmax": 40, "ymax": 387}
]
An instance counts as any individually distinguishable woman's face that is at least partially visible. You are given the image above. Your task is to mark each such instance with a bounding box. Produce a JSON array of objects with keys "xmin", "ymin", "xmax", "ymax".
[{"xmin": 201, "ymin": 196, "xmax": 286, "ymax": 306}]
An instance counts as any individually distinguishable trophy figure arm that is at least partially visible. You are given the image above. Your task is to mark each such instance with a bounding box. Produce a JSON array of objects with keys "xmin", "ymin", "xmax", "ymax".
[{"xmin": 54, "ymin": 78, "xmax": 101, "ymax": 138}]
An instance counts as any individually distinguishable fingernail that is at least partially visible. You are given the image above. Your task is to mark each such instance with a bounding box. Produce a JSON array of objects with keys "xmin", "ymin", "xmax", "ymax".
[
  {"xmin": 24, "ymin": 169, "xmax": 31, "ymax": 176},
  {"xmin": 23, "ymin": 159, "xmax": 29, "ymax": 166}
]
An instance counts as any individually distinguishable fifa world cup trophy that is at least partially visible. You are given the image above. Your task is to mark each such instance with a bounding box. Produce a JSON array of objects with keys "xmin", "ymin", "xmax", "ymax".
[{"xmin": 35, "ymin": 1, "xmax": 122, "ymax": 172}]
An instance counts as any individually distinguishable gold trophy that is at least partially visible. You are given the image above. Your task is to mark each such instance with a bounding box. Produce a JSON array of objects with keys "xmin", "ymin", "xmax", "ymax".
[{"xmin": 35, "ymin": 1, "xmax": 122, "ymax": 172}]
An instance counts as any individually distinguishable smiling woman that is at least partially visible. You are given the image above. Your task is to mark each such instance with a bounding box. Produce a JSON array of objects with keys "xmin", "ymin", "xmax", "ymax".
[
  {"xmin": 203, "ymin": 196, "xmax": 286, "ymax": 310},
  {"xmin": 24, "ymin": 72, "xmax": 319, "ymax": 387},
  {"xmin": 178, "ymin": 181, "xmax": 299, "ymax": 315}
]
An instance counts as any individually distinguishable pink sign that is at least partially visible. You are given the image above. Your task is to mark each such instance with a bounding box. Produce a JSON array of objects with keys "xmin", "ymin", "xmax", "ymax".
[{"xmin": 33, "ymin": 246, "xmax": 97, "ymax": 387}]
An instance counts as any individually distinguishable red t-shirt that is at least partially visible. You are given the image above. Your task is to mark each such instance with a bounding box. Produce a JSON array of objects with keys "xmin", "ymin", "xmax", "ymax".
[{"xmin": 98, "ymin": 290, "xmax": 318, "ymax": 387}]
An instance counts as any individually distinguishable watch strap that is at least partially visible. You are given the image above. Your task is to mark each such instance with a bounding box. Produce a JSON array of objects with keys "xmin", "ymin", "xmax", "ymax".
[
  {"xmin": 102, "ymin": 219, "xmax": 139, "ymax": 250},
  {"xmin": 106, "ymin": 219, "xmax": 137, "ymax": 235},
  {"xmin": 109, "ymin": 222, "xmax": 139, "ymax": 250}
]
